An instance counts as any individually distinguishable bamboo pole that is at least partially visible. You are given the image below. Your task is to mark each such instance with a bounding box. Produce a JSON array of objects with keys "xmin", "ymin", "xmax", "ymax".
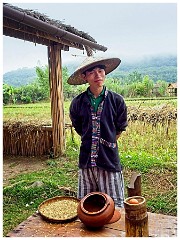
[{"xmin": 48, "ymin": 44, "xmax": 65, "ymax": 157}]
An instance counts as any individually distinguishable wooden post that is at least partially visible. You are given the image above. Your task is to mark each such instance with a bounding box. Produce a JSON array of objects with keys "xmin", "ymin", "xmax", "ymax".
[
  {"xmin": 48, "ymin": 44, "xmax": 65, "ymax": 157},
  {"xmin": 124, "ymin": 196, "xmax": 149, "ymax": 237},
  {"xmin": 127, "ymin": 172, "xmax": 141, "ymax": 197}
]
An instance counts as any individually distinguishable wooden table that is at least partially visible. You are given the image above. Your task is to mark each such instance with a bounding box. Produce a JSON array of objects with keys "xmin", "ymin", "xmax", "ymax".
[{"xmin": 6, "ymin": 209, "xmax": 177, "ymax": 237}]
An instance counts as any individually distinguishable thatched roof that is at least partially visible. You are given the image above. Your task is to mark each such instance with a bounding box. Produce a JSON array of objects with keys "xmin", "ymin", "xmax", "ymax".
[
  {"xmin": 168, "ymin": 83, "xmax": 177, "ymax": 89},
  {"xmin": 3, "ymin": 3, "xmax": 107, "ymax": 55}
]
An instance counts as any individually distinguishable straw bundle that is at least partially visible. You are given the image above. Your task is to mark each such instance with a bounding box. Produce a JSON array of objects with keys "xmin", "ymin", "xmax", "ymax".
[{"xmin": 3, "ymin": 121, "xmax": 53, "ymax": 156}]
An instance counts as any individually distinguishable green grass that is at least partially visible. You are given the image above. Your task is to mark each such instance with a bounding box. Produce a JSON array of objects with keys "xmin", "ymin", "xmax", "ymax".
[
  {"xmin": 146, "ymin": 190, "xmax": 177, "ymax": 214},
  {"xmin": 125, "ymin": 97, "xmax": 177, "ymax": 108},
  {"xmin": 119, "ymin": 121, "xmax": 177, "ymax": 172},
  {"xmin": 3, "ymin": 101, "xmax": 70, "ymax": 124},
  {"xmin": 3, "ymin": 98, "xmax": 177, "ymax": 236}
]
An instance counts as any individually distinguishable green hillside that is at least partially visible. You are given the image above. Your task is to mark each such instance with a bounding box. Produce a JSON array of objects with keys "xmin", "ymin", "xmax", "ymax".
[
  {"xmin": 3, "ymin": 67, "xmax": 37, "ymax": 87},
  {"xmin": 108, "ymin": 55, "xmax": 177, "ymax": 83},
  {"xmin": 3, "ymin": 55, "xmax": 177, "ymax": 87}
]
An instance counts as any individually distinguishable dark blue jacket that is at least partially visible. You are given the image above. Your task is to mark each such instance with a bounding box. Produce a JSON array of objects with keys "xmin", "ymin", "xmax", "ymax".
[{"xmin": 69, "ymin": 89, "xmax": 128, "ymax": 172}]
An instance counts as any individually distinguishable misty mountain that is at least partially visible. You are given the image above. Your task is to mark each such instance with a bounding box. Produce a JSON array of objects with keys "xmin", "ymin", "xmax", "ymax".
[
  {"xmin": 3, "ymin": 67, "xmax": 37, "ymax": 87},
  {"xmin": 3, "ymin": 55, "xmax": 177, "ymax": 87},
  {"xmin": 108, "ymin": 55, "xmax": 177, "ymax": 83}
]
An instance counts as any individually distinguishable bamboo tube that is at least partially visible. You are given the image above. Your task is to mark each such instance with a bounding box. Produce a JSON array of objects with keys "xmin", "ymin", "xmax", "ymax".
[{"xmin": 124, "ymin": 196, "xmax": 149, "ymax": 237}]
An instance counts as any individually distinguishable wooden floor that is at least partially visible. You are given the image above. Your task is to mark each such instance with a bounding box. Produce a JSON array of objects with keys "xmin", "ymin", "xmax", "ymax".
[{"xmin": 6, "ymin": 208, "xmax": 177, "ymax": 237}]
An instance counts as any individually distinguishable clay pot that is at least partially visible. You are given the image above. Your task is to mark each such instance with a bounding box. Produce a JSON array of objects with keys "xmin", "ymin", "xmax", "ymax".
[{"xmin": 77, "ymin": 192, "xmax": 115, "ymax": 228}]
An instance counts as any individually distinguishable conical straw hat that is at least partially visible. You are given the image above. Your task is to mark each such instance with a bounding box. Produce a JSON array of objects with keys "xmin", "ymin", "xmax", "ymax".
[{"xmin": 67, "ymin": 56, "xmax": 121, "ymax": 85}]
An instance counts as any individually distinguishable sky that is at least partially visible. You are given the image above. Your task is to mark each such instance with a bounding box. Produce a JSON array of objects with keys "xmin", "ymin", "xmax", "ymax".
[{"xmin": 2, "ymin": 0, "xmax": 178, "ymax": 74}]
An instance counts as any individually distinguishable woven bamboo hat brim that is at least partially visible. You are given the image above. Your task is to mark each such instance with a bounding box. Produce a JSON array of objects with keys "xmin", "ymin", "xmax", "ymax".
[{"xmin": 67, "ymin": 56, "xmax": 121, "ymax": 85}]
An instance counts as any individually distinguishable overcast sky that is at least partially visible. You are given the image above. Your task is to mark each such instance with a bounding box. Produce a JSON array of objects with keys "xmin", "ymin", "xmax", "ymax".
[{"xmin": 2, "ymin": 1, "xmax": 177, "ymax": 73}]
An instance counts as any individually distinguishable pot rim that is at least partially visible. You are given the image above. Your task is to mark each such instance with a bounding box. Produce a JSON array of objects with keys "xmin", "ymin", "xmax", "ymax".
[
  {"xmin": 80, "ymin": 192, "xmax": 110, "ymax": 215},
  {"xmin": 124, "ymin": 196, "xmax": 145, "ymax": 205}
]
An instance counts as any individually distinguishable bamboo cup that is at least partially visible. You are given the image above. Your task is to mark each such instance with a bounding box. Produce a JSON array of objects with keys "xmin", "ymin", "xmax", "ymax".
[{"xmin": 124, "ymin": 196, "xmax": 149, "ymax": 237}]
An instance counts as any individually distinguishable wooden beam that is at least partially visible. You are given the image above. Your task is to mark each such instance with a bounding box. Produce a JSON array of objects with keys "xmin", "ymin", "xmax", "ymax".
[
  {"xmin": 4, "ymin": 27, "xmax": 70, "ymax": 50},
  {"xmin": 48, "ymin": 44, "xmax": 65, "ymax": 157},
  {"xmin": 3, "ymin": 18, "xmax": 83, "ymax": 50}
]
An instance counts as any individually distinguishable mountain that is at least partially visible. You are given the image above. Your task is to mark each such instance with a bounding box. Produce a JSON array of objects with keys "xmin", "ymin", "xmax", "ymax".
[
  {"xmin": 108, "ymin": 55, "xmax": 177, "ymax": 83},
  {"xmin": 3, "ymin": 67, "xmax": 37, "ymax": 87},
  {"xmin": 3, "ymin": 55, "xmax": 177, "ymax": 87}
]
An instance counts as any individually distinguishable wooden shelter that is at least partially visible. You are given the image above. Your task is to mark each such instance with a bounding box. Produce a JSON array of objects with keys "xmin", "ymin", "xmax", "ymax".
[
  {"xmin": 167, "ymin": 82, "xmax": 177, "ymax": 97},
  {"xmin": 3, "ymin": 3, "xmax": 107, "ymax": 157}
]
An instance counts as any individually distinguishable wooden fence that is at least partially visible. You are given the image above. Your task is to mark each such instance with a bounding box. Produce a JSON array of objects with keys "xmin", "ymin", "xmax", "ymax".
[{"xmin": 3, "ymin": 124, "xmax": 53, "ymax": 157}]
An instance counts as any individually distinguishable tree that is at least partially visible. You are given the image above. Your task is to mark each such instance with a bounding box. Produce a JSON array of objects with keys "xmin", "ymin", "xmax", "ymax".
[
  {"xmin": 36, "ymin": 65, "xmax": 50, "ymax": 99},
  {"xmin": 3, "ymin": 84, "xmax": 15, "ymax": 104},
  {"xmin": 142, "ymin": 75, "xmax": 154, "ymax": 97},
  {"xmin": 156, "ymin": 80, "xmax": 168, "ymax": 96},
  {"xmin": 62, "ymin": 66, "xmax": 74, "ymax": 99},
  {"xmin": 126, "ymin": 71, "xmax": 143, "ymax": 84},
  {"xmin": 35, "ymin": 65, "xmax": 77, "ymax": 100}
]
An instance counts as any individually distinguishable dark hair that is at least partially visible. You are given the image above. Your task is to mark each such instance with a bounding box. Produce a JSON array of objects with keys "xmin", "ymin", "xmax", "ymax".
[{"xmin": 82, "ymin": 64, "xmax": 106, "ymax": 75}]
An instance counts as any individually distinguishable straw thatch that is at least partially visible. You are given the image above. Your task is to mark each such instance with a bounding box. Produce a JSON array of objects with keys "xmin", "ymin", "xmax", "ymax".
[
  {"xmin": 3, "ymin": 122, "xmax": 53, "ymax": 156},
  {"xmin": 3, "ymin": 121, "xmax": 73, "ymax": 157},
  {"xmin": 3, "ymin": 3, "xmax": 98, "ymax": 54},
  {"xmin": 4, "ymin": 3, "xmax": 96, "ymax": 40}
]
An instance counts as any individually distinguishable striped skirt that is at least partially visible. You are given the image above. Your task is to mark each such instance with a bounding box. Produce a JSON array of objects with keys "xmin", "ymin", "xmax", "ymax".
[{"xmin": 77, "ymin": 167, "xmax": 124, "ymax": 208}]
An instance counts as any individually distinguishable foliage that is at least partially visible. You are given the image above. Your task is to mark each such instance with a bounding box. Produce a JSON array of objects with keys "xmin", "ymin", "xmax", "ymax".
[
  {"xmin": 126, "ymin": 71, "xmax": 143, "ymax": 84},
  {"xmin": 3, "ymin": 56, "xmax": 177, "ymax": 87},
  {"xmin": 3, "ymin": 55, "xmax": 177, "ymax": 104},
  {"xmin": 36, "ymin": 66, "xmax": 50, "ymax": 99},
  {"xmin": 156, "ymin": 80, "xmax": 168, "ymax": 96},
  {"xmin": 62, "ymin": 66, "xmax": 87, "ymax": 100},
  {"xmin": 14, "ymin": 82, "xmax": 47, "ymax": 103},
  {"xmin": 3, "ymin": 84, "xmax": 15, "ymax": 104},
  {"xmin": 105, "ymin": 73, "xmax": 165, "ymax": 98},
  {"xmin": 3, "ymin": 62, "xmax": 176, "ymax": 105},
  {"xmin": 109, "ymin": 55, "xmax": 177, "ymax": 83}
]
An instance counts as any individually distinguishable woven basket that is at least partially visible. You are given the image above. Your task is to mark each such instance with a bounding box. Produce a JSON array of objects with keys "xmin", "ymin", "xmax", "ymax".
[{"xmin": 38, "ymin": 196, "xmax": 80, "ymax": 223}]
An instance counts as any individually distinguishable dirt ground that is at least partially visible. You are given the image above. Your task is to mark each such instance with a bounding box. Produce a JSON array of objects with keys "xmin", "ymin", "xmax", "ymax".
[
  {"xmin": 3, "ymin": 156, "xmax": 48, "ymax": 186},
  {"xmin": 3, "ymin": 155, "xmax": 175, "ymax": 196}
]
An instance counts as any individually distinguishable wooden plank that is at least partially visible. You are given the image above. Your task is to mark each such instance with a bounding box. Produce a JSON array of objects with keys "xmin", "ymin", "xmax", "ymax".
[
  {"xmin": 6, "ymin": 209, "xmax": 177, "ymax": 237},
  {"xmin": 127, "ymin": 172, "xmax": 141, "ymax": 197}
]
